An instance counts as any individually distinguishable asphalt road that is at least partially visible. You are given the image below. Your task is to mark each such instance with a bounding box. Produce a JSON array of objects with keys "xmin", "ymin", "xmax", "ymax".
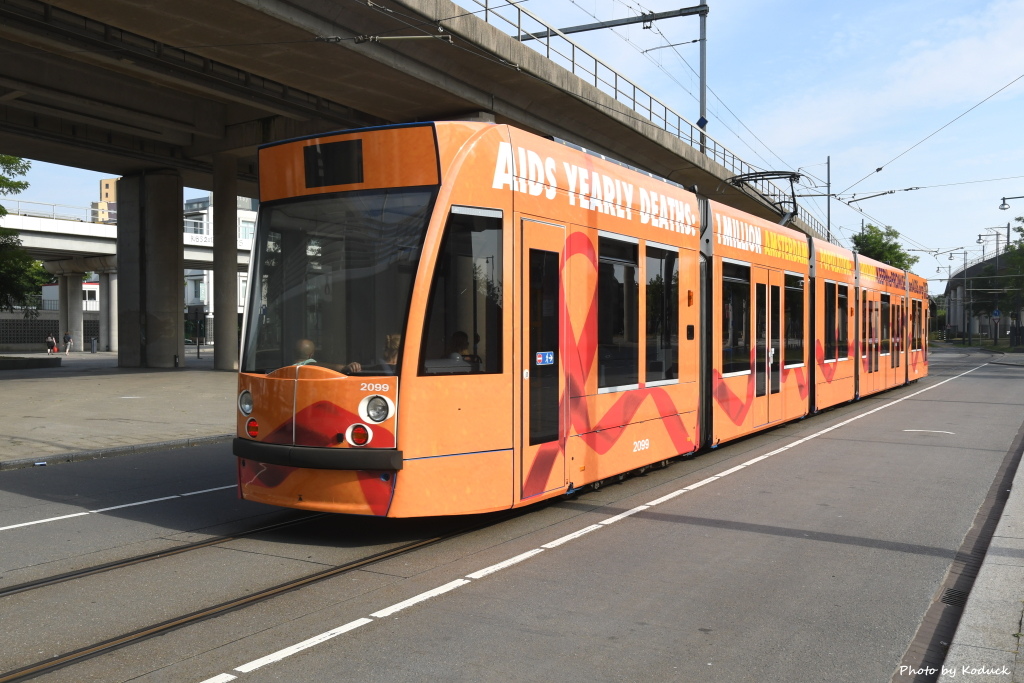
[{"xmin": 0, "ymin": 349, "xmax": 1019, "ymax": 683}]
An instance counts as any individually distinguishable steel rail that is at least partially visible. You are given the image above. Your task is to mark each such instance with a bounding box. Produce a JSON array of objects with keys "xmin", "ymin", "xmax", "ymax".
[
  {"xmin": 0, "ymin": 512, "xmax": 326, "ymax": 600},
  {"xmin": 0, "ymin": 513, "xmax": 515, "ymax": 682}
]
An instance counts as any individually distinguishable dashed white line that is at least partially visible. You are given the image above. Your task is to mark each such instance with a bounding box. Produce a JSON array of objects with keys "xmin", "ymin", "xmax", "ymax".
[
  {"xmin": 369, "ymin": 579, "xmax": 471, "ymax": 618},
  {"xmin": 0, "ymin": 485, "xmax": 236, "ymax": 533},
  {"xmin": 466, "ymin": 549, "xmax": 545, "ymax": 579},
  {"xmin": 683, "ymin": 475, "xmax": 719, "ymax": 491},
  {"xmin": 541, "ymin": 524, "xmax": 603, "ymax": 548},
  {"xmin": 92, "ymin": 495, "xmax": 182, "ymax": 513},
  {"xmin": 193, "ymin": 363, "xmax": 986, "ymax": 683},
  {"xmin": 599, "ymin": 505, "xmax": 650, "ymax": 525},
  {"xmin": 0, "ymin": 512, "xmax": 90, "ymax": 532},
  {"xmin": 234, "ymin": 618, "xmax": 373, "ymax": 673},
  {"xmin": 646, "ymin": 489, "xmax": 686, "ymax": 506}
]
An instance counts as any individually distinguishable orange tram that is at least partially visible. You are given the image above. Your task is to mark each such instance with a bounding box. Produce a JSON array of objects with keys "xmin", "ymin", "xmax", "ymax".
[{"xmin": 234, "ymin": 121, "xmax": 929, "ymax": 517}]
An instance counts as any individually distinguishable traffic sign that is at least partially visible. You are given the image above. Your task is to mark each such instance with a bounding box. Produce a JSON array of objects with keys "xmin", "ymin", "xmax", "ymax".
[{"xmin": 992, "ymin": 309, "xmax": 1001, "ymax": 321}]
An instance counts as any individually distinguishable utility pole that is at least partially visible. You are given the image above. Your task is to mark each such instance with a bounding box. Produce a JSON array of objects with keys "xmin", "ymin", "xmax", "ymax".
[
  {"xmin": 826, "ymin": 156, "xmax": 831, "ymax": 242},
  {"xmin": 519, "ymin": 5, "xmax": 710, "ymax": 152}
]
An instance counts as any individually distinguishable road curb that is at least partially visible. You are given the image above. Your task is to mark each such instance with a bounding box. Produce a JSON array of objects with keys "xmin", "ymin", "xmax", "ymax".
[
  {"xmin": 0, "ymin": 434, "xmax": 234, "ymax": 471},
  {"xmin": 938, "ymin": 427, "xmax": 1024, "ymax": 682}
]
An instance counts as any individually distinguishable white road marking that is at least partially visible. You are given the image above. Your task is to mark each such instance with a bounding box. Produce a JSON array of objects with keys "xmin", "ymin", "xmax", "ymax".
[
  {"xmin": 0, "ymin": 512, "xmax": 90, "ymax": 532},
  {"xmin": 180, "ymin": 485, "xmax": 236, "ymax": 496},
  {"xmin": 541, "ymin": 524, "xmax": 603, "ymax": 548},
  {"xmin": 197, "ymin": 363, "xmax": 987, "ymax": 683},
  {"xmin": 903, "ymin": 430, "xmax": 955, "ymax": 434},
  {"xmin": 684, "ymin": 476, "xmax": 719, "ymax": 491},
  {"xmin": 369, "ymin": 579, "xmax": 471, "ymax": 618},
  {"xmin": 91, "ymin": 495, "xmax": 182, "ymax": 513},
  {"xmin": 599, "ymin": 505, "xmax": 650, "ymax": 525},
  {"xmin": 646, "ymin": 489, "xmax": 686, "ymax": 506},
  {"xmin": 0, "ymin": 485, "xmax": 236, "ymax": 533},
  {"xmin": 466, "ymin": 549, "xmax": 545, "ymax": 579},
  {"xmin": 234, "ymin": 618, "xmax": 373, "ymax": 673}
]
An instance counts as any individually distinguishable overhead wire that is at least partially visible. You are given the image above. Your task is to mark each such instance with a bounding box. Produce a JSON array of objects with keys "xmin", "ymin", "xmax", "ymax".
[{"xmin": 840, "ymin": 71, "xmax": 1024, "ymax": 195}]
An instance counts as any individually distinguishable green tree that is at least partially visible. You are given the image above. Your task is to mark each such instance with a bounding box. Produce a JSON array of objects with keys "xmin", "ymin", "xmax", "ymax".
[
  {"xmin": 850, "ymin": 224, "xmax": 919, "ymax": 271},
  {"xmin": 998, "ymin": 217, "xmax": 1024, "ymax": 328},
  {"xmin": 0, "ymin": 155, "xmax": 31, "ymax": 218},
  {"xmin": 0, "ymin": 155, "xmax": 38, "ymax": 316}
]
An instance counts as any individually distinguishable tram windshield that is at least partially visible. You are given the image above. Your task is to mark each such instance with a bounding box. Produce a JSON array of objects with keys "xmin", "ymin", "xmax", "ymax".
[{"xmin": 242, "ymin": 187, "xmax": 437, "ymax": 375}]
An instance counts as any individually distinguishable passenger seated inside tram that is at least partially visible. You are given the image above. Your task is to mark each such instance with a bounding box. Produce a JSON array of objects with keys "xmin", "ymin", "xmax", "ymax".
[
  {"xmin": 335, "ymin": 334, "xmax": 401, "ymax": 375},
  {"xmin": 448, "ymin": 330, "xmax": 482, "ymax": 363},
  {"xmin": 294, "ymin": 338, "xmax": 317, "ymax": 365}
]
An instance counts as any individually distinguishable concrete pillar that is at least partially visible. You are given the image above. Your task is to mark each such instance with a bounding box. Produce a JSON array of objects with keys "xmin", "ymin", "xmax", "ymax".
[
  {"xmin": 65, "ymin": 274, "xmax": 84, "ymax": 353},
  {"xmin": 117, "ymin": 170, "xmax": 185, "ymax": 368},
  {"xmin": 108, "ymin": 272, "xmax": 118, "ymax": 352},
  {"xmin": 213, "ymin": 153, "xmax": 239, "ymax": 371},
  {"xmin": 57, "ymin": 274, "xmax": 68, "ymax": 337}
]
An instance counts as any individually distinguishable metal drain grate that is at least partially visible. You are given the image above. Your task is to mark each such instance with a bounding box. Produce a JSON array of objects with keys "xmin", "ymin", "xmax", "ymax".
[{"xmin": 941, "ymin": 588, "xmax": 970, "ymax": 607}]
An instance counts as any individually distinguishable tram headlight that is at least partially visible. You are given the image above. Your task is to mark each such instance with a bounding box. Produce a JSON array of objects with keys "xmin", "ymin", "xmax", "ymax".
[
  {"xmin": 238, "ymin": 390, "xmax": 254, "ymax": 416},
  {"xmin": 358, "ymin": 394, "xmax": 395, "ymax": 424},
  {"xmin": 366, "ymin": 396, "xmax": 389, "ymax": 422}
]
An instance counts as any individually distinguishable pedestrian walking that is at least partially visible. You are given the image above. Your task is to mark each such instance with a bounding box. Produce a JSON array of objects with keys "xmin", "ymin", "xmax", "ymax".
[
  {"xmin": 45, "ymin": 333, "xmax": 55, "ymax": 355},
  {"xmin": 63, "ymin": 331, "xmax": 73, "ymax": 355}
]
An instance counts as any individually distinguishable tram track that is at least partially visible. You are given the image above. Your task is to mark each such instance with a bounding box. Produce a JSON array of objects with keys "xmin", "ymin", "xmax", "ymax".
[
  {"xmin": 0, "ymin": 512, "xmax": 327, "ymax": 600},
  {"xmin": 0, "ymin": 512, "xmax": 517, "ymax": 683}
]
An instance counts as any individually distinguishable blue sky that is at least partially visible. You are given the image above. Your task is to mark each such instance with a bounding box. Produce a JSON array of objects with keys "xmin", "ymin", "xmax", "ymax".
[{"xmin": 16, "ymin": 0, "xmax": 1024, "ymax": 292}]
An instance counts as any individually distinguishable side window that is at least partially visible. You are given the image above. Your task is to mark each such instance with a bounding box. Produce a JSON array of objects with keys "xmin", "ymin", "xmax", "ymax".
[
  {"xmin": 721, "ymin": 262, "xmax": 751, "ymax": 375},
  {"xmin": 917, "ymin": 301, "xmax": 925, "ymax": 350},
  {"xmin": 784, "ymin": 274, "xmax": 804, "ymax": 366},
  {"xmin": 646, "ymin": 245, "xmax": 679, "ymax": 383},
  {"xmin": 824, "ymin": 281, "xmax": 837, "ymax": 361},
  {"xmin": 837, "ymin": 284, "xmax": 849, "ymax": 360},
  {"xmin": 881, "ymin": 293, "xmax": 891, "ymax": 354},
  {"xmin": 419, "ymin": 207, "xmax": 503, "ymax": 375},
  {"xmin": 598, "ymin": 235, "xmax": 639, "ymax": 390},
  {"xmin": 861, "ymin": 293, "xmax": 868, "ymax": 357}
]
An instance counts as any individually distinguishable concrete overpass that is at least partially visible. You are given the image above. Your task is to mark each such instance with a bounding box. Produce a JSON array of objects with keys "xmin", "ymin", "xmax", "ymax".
[{"xmin": 0, "ymin": 0, "xmax": 831, "ymax": 368}]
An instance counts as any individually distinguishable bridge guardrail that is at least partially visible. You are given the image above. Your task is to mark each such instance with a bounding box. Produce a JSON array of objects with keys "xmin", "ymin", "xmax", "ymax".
[{"xmin": 465, "ymin": 0, "xmax": 836, "ymax": 244}]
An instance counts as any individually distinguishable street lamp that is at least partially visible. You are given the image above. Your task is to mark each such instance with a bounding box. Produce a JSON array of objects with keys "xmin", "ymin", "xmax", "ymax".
[
  {"xmin": 999, "ymin": 195, "xmax": 1024, "ymax": 210},
  {"xmin": 948, "ymin": 250, "xmax": 970, "ymax": 346}
]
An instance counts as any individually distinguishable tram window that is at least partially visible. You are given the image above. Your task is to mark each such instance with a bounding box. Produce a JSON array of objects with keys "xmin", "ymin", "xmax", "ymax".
[
  {"xmin": 419, "ymin": 208, "xmax": 503, "ymax": 375},
  {"xmin": 598, "ymin": 236, "xmax": 639, "ymax": 390},
  {"xmin": 304, "ymin": 139, "xmax": 363, "ymax": 188},
  {"xmin": 721, "ymin": 262, "xmax": 751, "ymax": 375},
  {"xmin": 917, "ymin": 301, "xmax": 925, "ymax": 350},
  {"xmin": 824, "ymin": 281, "xmax": 837, "ymax": 361},
  {"xmin": 837, "ymin": 285, "xmax": 849, "ymax": 360},
  {"xmin": 646, "ymin": 246, "xmax": 679, "ymax": 383},
  {"xmin": 784, "ymin": 274, "xmax": 804, "ymax": 366},
  {"xmin": 881, "ymin": 294, "xmax": 891, "ymax": 354},
  {"xmin": 241, "ymin": 188, "xmax": 435, "ymax": 375},
  {"xmin": 861, "ymin": 295, "xmax": 867, "ymax": 356}
]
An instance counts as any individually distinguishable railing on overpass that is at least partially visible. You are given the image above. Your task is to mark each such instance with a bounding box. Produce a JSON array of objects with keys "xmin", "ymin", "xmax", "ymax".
[
  {"xmin": 2, "ymin": 199, "xmax": 231, "ymax": 236},
  {"xmin": 467, "ymin": 0, "xmax": 837, "ymax": 244},
  {"xmin": 0, "ymin": 199, "xmax": 104, "ymax": 224}
]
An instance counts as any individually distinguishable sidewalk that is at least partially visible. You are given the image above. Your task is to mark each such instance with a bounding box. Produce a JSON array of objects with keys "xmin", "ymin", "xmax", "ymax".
[{"xmin": 0, "ymin": 350, "xmax": 236, "ymax": 469}]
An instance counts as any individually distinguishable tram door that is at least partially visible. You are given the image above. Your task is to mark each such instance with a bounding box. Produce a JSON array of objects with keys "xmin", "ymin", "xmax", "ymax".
[
  {"xmin": 519, "ymin": 218, "xmax": 566, "ymax": 499},
  {"xmin": 861, "ymin": 292, "xmax": 881, "ymax": 394},
  {"xmin": 753, "ymin": 268, "xmax": 783, "ymax": 425}
]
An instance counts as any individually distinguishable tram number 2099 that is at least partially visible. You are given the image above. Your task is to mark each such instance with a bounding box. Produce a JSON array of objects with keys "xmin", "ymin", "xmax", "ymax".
[
  {"xmin": 360, "ymin": 383, "xmax": 391, "ymax": 393},
  {"xmin": 632, "ymin": 439, "xmax": 650, "ymax": 452}
]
